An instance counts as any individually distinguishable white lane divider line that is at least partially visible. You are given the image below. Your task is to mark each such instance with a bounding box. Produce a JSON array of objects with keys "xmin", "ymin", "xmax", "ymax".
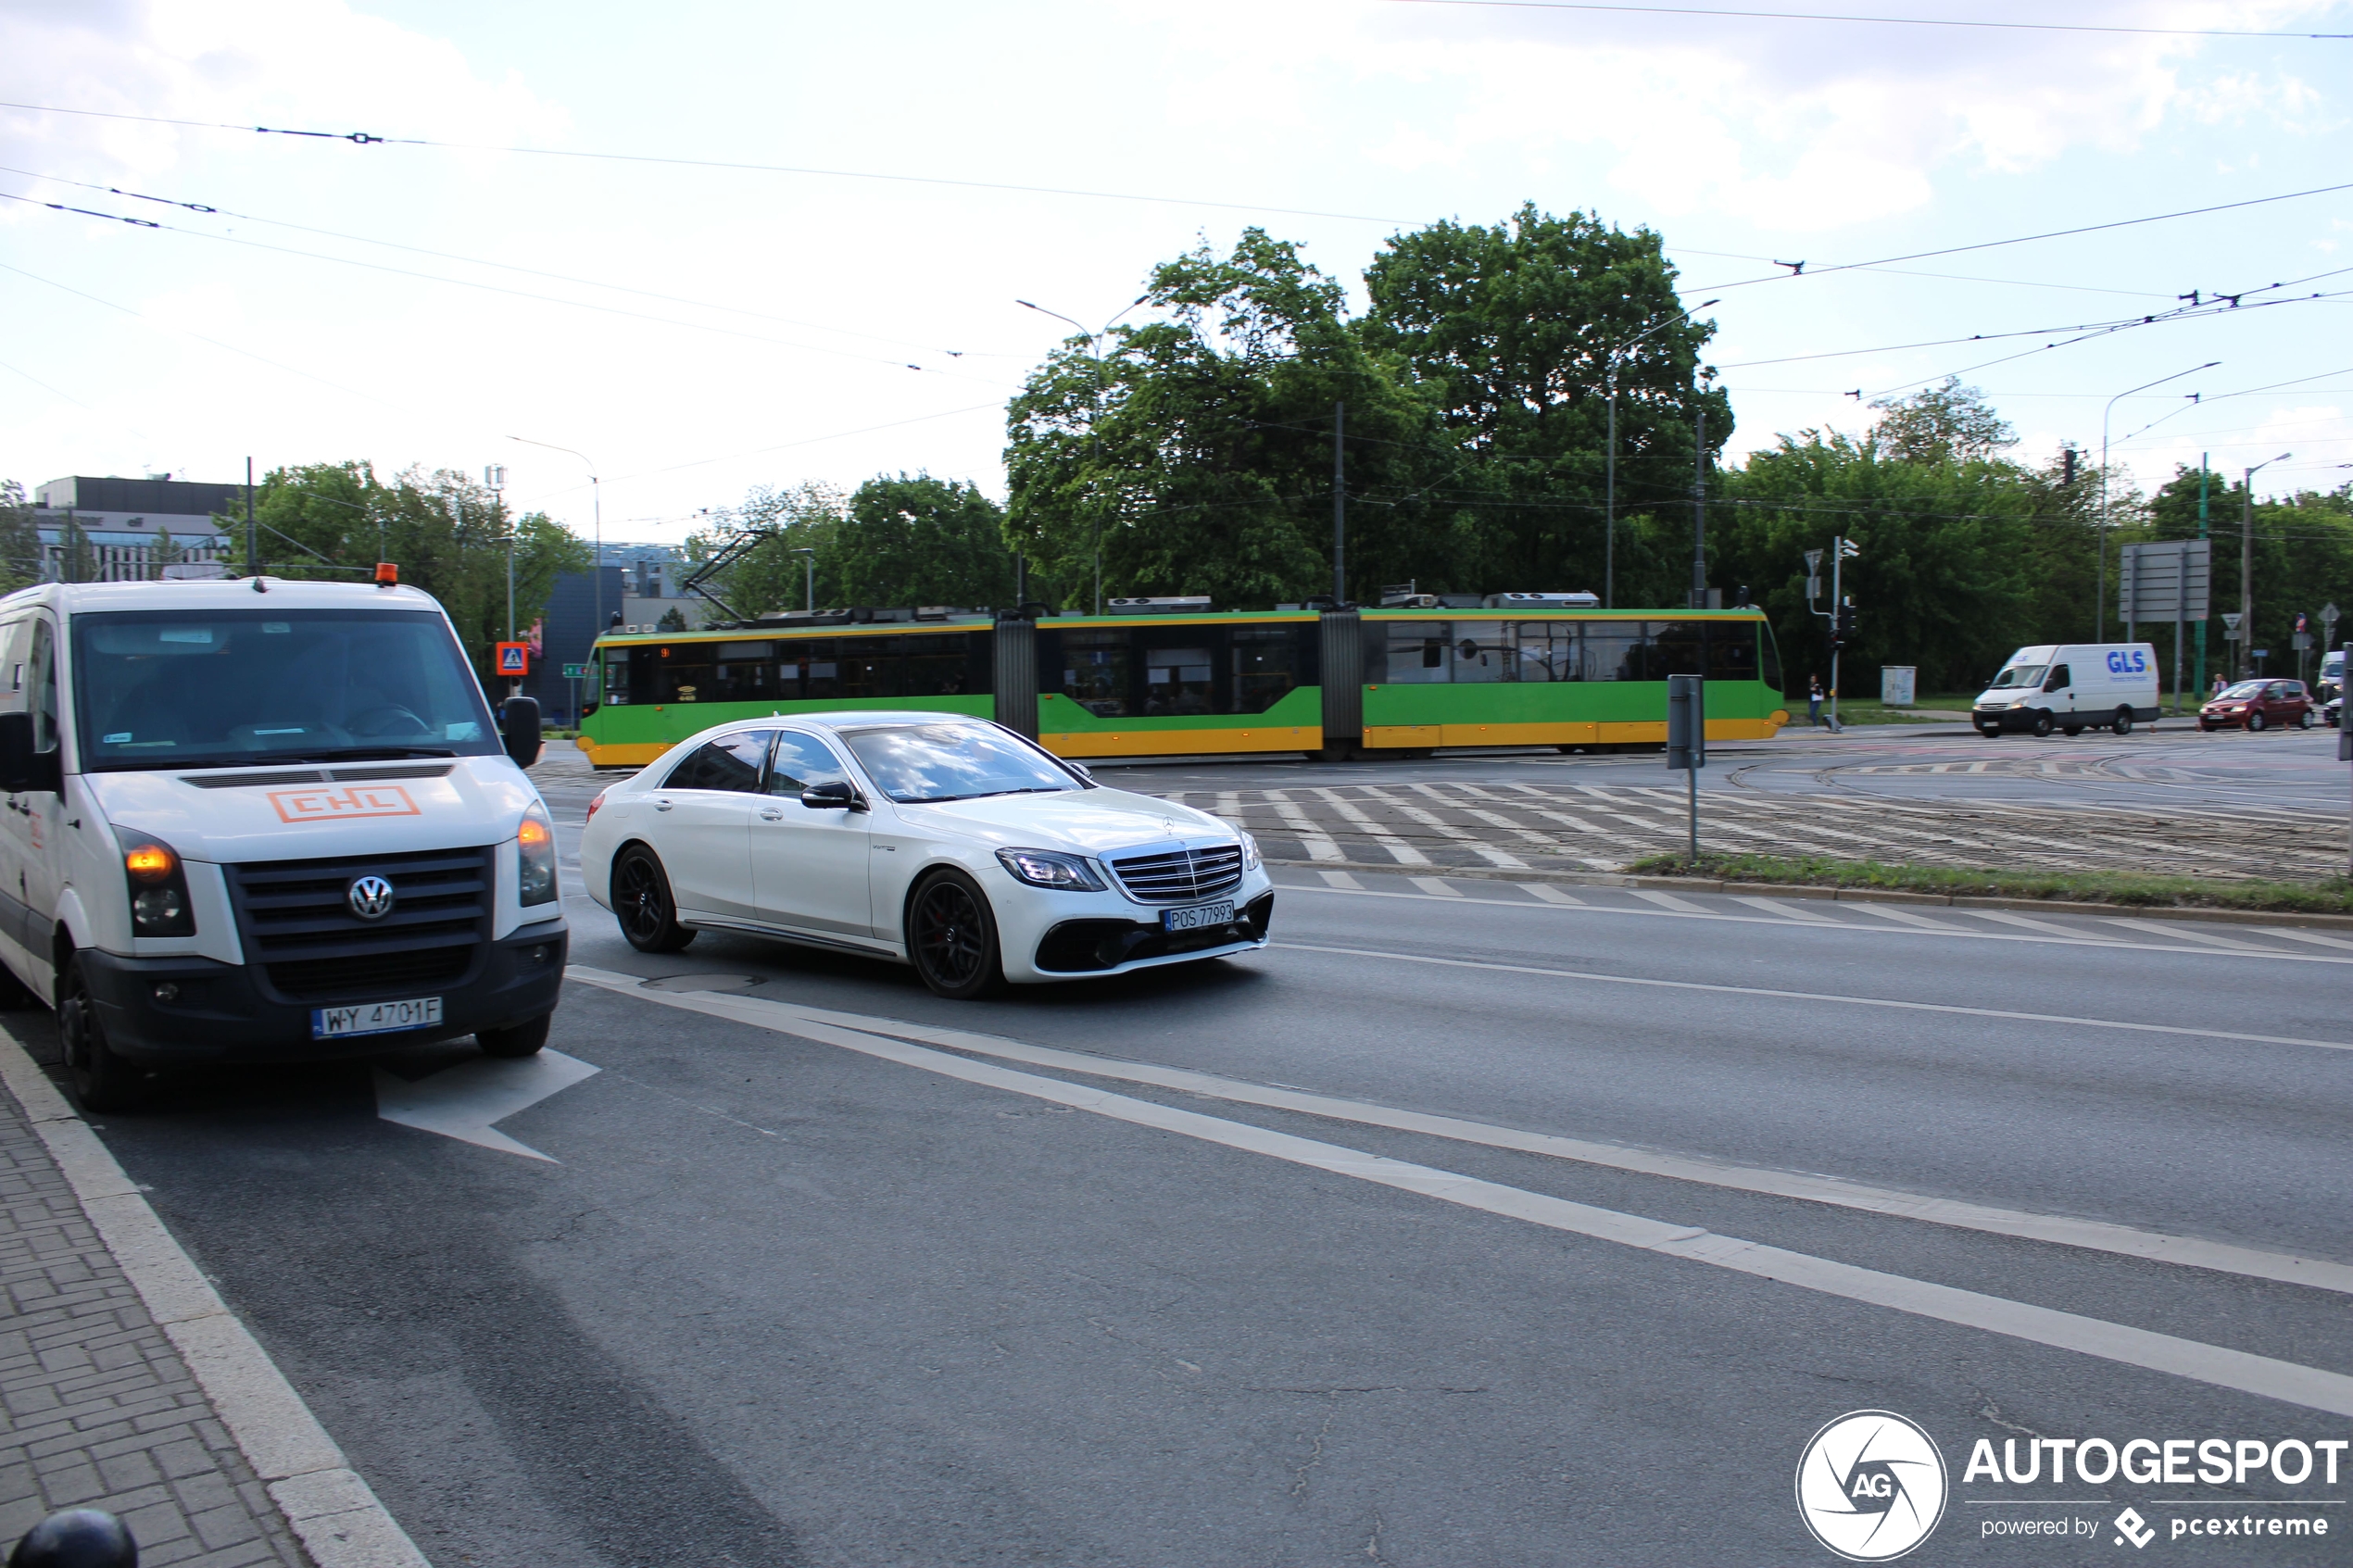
[
  {"xmin": 567, "ymin": 967, "xmax": 2353, "ymax": 1420},
  {"xmin": 1270, "ymin": 941, "xmax": 2353, "ymax": 1054}
]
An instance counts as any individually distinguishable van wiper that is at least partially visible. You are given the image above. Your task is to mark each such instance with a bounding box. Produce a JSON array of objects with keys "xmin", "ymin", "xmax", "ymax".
[{"xmin": 271, "ymin": 747, "xmax": 459, "ymax": 761}]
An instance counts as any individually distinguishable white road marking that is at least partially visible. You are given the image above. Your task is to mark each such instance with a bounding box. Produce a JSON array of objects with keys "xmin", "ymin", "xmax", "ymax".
[
  {"xmin": 1270, "ymin": 878, "xmax": 2353, "ymax": 964},
  {"xmin": 1317, "ymin": 869, "xmax": 1364, "ymax": 889},
  {"xmin": 570, "ymin": 967, "xmax": 2353, "ymax": 1420},
  {"xmin": 1964, "ymin": 909, "xmax": 2122, "ymax": 941},
  {"xmin": 2267, "ymin": 928, "xmax": 2353, "ymax": 952},
  {"xmin": 2104, "ymin": 919, "xmax": 2285, "ymax": 953},
  {"xmin": 1516, "ymin": 882, "xmax": 1584, "ymax": 905},
  {"xmin": 1630, "ymin": 889, "xmax": 1713, "ymax": 914},
  {"xmin": 371, "ymin": 1050, "xmax": 601, "ymax": 1162},
  {"xmin": 1409, "ymin": 876, "xmax": 1463, "ymax": 897},
  {"xmin": 1273, "ymin": 942, "xmax": 2353, "ymax": 1054},
  {"xmin": 1265, "ymin": 795, "xmax": 1345, "ymax": 861},
  {"xmin": 1846, "ymin": 903, "xmax": 1973, "ymax": 933},
  {"xmin": 1732, "ymin": 896, "xmax": 1840, "ymax": 922},
  {"xmin": 1310, "ymin": 788, "xmax": 1431, "ymax": 865}
]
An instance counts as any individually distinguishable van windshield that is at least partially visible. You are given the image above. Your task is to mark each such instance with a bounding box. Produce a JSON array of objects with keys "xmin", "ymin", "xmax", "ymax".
[
  {"xmin": 1985, "ymin": 665, "xmax": 2046, "ymax": 690},
  {"xmin": 70, "ymin": 608, "xmax": 500, "ymax": 771}
]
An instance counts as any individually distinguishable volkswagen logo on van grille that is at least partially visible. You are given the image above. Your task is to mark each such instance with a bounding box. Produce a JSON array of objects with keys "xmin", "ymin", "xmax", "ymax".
[{"xmin": 346, "ymin": 874, "xmax": 396, "ymax": 922}]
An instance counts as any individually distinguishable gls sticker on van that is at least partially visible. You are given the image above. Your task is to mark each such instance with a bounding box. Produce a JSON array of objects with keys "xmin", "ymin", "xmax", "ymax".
[
  {"xmin": 268, "ymin": 784, "xmax": 423, "ymax": 823},
  {"xmin": 2107, "ymin": 648, "xmax": 2149, "ymax": 674}
]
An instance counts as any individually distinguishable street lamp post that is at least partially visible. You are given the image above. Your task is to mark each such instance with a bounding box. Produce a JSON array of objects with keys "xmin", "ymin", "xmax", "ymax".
[
  {"xmin": 2098, "ymin": 362, "xmax": 2217, "ymax": 640},
  {"xmin": 1604, "ymin": 297, "xmax": 1717, "ymax": 610},
  {"xmin": 791, "ymin": 547, "xmax": 815, "ymax": 612},
  {"xmin": 2241, "ymin": 451, "xmax": 2293, "ymax": 678},
  {"xmin": 1019, "ymin": 296, "xmax": 1147, "ymax": 614}
]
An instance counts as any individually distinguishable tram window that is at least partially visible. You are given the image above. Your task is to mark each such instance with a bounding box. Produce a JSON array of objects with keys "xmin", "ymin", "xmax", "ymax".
[
  {"xmin": 1379, "ymin": 622, "xmax": 1450, "ymax": 684},
  {"xmin": 1639, "ymin": 622, "xmax": 1708, "ymax": 681},
  {"xmin": 1057, "ymin": 630, "xmax": 1130, "ymax": 717},
  {"xmin": 789, "ymin": 641, "xmax": 843, "ymax": 701},
  {"xmin": 1516, "ymin": 621, "xmax": 1578, "ymax": 682},
  {"xmin": 653, "ymin": 645, "xmax": 712, "ymax": 703},
  {"xmin": 1451, "ymin": 621, "xmax": 1508, "ymax": 684},
  {"xmin": 1757, "ymin": 621, "xmax": 1784, "ymax": 694},
  {"xmin": 901, "ymin": 634, "xmax": 973, "ymax": 697},
  {"xmin": 709, "ymin": 641, "xmax": 775, "ymax": 703},
  {"xmin": 1231, "ymin": 624, "xmax": 1303, "ymax": 713},
  {"xmin": 599, "ymin": 651, "xmax": 632, "ymax": 706},
  {"xmin": 1145, "ymin": 646, "xmax": 1213, "ymax": 715},
  {"xmin": 1582, "ymin": 621, "xmax": 1644, "ymax": 681},
  {"xmin": 1707, "ymin": 625, "xmax": 1760, "ymax": 683}
]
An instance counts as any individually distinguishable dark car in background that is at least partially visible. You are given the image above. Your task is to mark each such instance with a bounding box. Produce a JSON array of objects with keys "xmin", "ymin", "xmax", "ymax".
[{"xmin": 2198, "ymin": 678, "xmax": 2316, "ymax": 732}]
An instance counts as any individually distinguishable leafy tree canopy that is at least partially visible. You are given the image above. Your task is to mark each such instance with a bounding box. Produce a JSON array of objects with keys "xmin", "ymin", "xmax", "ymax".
[{"xmin": 1868, "ymin": 378, "xmax": 2017, "ymax": 465}]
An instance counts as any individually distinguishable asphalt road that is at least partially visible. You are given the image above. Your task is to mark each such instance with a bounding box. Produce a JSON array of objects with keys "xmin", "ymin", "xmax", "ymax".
[{"xmin": 16, "ymin": 743, "xmax": 2353, "ymax": 1565}]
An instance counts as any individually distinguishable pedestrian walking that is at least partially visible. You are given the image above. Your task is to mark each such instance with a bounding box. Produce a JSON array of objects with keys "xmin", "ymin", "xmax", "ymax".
[{"xmin": 1807, "ymin": 675, "xmax": 1828, "ymax": 729}]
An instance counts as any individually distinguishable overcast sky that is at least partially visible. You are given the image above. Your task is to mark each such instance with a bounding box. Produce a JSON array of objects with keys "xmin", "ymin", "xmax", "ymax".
[{"xmin": 3, "ymin": 0, "xmax": 2347, "ymax": 553}]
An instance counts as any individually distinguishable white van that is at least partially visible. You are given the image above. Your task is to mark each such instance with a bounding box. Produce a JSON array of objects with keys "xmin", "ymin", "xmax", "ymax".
[
  {"xmin": 1970, "ymin": 643, "xmax": 2159, "ymax": 738},
  {"xmin": 0, "ymin": 576, "xmax": 567, "ymax": 1111}
]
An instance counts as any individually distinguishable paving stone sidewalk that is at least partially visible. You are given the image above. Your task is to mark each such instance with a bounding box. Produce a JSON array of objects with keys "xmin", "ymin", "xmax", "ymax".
[{"xmin": 0, "ymin": 1070, "xmax": 308, "ymax": 1567}]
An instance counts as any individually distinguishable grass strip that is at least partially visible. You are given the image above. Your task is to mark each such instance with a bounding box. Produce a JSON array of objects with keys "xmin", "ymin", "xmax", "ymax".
[{"xmin": 1626, "ymin": 850, "xmax": 2353, "ymax": 915}]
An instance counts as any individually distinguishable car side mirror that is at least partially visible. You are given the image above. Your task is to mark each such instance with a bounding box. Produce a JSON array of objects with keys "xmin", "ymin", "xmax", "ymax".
[
  {"xmin": 1067, "ymin": 761, "xmax": 1095, "ymax": 784},
  {"xmin": 0, "ymin": 712, "xmax": 60, "ymax": 795},
  {"xmin": 800, "ymin": 780, "xmax": 861, "ymax": 810},
  {"xmin": 501, "ymin": 696, "xmax": 543, "ymax": 769}
]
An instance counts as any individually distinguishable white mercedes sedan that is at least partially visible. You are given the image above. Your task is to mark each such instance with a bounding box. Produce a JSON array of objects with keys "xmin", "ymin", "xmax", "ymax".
[{"xmin": 578, "ymin": 712, "xmax": 1274, "ymax": 997}]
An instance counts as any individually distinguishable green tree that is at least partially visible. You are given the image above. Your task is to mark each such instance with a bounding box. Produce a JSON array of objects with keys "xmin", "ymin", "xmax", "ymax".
[
  {"xmin": 1868, "ymin": 377, "xmax": 2017, "ymax": 465},
  {"xmin": 655, "ymin": 606, "xmax": 688, "ymax": 633},
  {"xmin": 1359, "ymin": 203, "xmax": 1730, "ymax": 595},
  {"xmin": 0, "ymin": 483, "xmax": 39, "ymax": 590},
  {"xmin": 834, "ymin": 473, "xmax": 1014, "ymax": 608},
  {"xmin": 682, "ymin": 481, "xmax": 846, "ymax": 618}
]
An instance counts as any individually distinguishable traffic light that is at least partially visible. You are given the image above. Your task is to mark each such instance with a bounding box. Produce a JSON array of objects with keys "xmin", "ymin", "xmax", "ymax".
[{"xmin": 1831, "ymin": 600, "xmax": 1857, "ymax": 648}]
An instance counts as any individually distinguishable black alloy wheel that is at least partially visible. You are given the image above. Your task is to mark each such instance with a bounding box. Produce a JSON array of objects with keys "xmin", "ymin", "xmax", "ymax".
[
  {"xmin": 2113, "ymin": 707, "xmax": 2134, "ymax": 735},
  {"xmin": 909, "ymin": 872, "xmax": 1003, "ymax": 1000},
  {"xmin": 59, "ymin": 954, "xmax": 141, "ymax": 1113},
  {"xmin": 613, "ymin": 846, "xmax": 696, "ymax": 953}
]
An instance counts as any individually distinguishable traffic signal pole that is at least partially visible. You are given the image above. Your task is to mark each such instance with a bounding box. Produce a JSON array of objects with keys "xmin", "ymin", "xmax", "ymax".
[{"xmin": 1830, "ymin": 536, "xmax": 1844, "ymax": 729}]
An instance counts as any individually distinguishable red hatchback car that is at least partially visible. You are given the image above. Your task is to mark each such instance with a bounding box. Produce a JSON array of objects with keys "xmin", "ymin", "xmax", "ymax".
[{"xmin": 2198, "ymin": 678, "xmax": 2317, "ymax": 731}]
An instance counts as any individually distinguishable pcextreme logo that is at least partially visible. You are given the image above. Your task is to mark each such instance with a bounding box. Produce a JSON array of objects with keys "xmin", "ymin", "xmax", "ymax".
[{"xmin": 1796, "ymin": 1411, "xmax": 1950, "ymax": 1562}]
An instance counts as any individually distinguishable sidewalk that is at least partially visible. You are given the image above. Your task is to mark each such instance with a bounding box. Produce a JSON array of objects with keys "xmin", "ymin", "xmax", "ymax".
[{"xmin": 0, "ymin": 1030, "xmax": 425, "ymax": 1568}]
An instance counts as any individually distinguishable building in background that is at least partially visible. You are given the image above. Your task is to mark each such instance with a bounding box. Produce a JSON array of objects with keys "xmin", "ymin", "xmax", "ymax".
[
  {"xmin": 598, "ymin": 541, "xmax": 709, "ymax": 633},
  {"xmin": 31, "ymin": 476, "xmax": 236, "ymax": 582}
]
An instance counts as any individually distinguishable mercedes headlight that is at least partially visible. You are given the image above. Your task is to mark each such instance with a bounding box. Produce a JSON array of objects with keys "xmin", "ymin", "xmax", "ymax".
[
  {"xmin": 996, "ymin": 847, "xmax": 1106, "ymax": 891},
  {"xmin": 1240, "ymin": 832, "xmax": 1261, "ymax": 872}
]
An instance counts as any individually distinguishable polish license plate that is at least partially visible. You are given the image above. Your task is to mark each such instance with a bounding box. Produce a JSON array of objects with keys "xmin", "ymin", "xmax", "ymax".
[
  {"xmin": 1162, "ymin": 900, "xmax": 1235, "ymax": 933},
  {"xmin": 311, "ymin": 997, "xmax": 443, "ymax": 1039}
]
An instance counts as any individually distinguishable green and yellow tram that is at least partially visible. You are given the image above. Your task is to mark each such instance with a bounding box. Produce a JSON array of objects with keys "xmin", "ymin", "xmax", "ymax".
[{"xmin": 574, "ymin": 603, "xmax": 1790, "ymax": 769}]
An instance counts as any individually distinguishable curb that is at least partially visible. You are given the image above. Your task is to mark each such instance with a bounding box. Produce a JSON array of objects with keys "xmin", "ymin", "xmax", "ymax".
[
  {"xmin": 0, "ymin": 1033, "xmax": 430, "ymax": 1568},
  {"xmin": 1266, "ymin": 857, "xmax": 2353, "ymax": 931}
]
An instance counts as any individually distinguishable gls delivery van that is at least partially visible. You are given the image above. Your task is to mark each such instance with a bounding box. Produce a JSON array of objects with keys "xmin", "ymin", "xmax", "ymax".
[
  {"xmin": 1971, "ymin": 643, "xmax": 2160, "ymax": 738},
  {"xmin": 0, "ymin": 576, "xmax": 567, "ymax": 1112}
]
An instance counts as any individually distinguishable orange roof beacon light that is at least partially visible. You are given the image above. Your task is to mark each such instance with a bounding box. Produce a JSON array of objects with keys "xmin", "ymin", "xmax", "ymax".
[{"xmin": 375, "ymin": 561, "xmax": 400, "ymax": 586}]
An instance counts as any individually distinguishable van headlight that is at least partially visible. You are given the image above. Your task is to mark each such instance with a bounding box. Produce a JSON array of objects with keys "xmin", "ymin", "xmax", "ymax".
[
  {"xmin": 518, "ymin": 806, "xmax": 559, "ymax": 906},
  {"xmin": 996, "ymin": 848, "xmax": 1105, "ymax": 891},
  {"xmin": 117, "ymin": 828, "xmax": 195, "ymax": 936}
]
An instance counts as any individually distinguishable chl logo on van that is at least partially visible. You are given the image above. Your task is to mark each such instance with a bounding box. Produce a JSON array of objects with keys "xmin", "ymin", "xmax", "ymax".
[
  {"xmin": 2106, "ymin": 648, "xmax": 2149, "ymax": 674},
  {"xmin": 268, "ymin": 784, "xmax": 422, "ymax": 823}
]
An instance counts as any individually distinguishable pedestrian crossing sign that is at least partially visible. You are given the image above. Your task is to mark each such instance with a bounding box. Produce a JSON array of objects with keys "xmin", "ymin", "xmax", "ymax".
[{"xmin": 496, "ymin": 642, "xmax": 529, "ymax": 676}]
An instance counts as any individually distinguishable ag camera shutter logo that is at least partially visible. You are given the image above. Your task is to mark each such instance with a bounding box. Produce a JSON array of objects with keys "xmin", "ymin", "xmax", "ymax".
[{"xmin": 1795, "ymin": 1410, "xmax": 1948, "ymax": 1561}]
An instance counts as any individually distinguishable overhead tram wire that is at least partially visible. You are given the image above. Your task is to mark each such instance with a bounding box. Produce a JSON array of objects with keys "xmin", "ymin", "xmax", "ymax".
[
  {"xmin": 0, "ymin": 101, "xmax": 1416, "ymax": 228},
  {"xmin": 0, "ymin": 190, "xmax": 1019, "ymax": 387},
  {"xmin": 1379, "ymin": 0, "xmax": 2351, "ymax": 40},
  {"xmin": 0, "ymin": 163, "xmax": 1024, "ymax": 363}
]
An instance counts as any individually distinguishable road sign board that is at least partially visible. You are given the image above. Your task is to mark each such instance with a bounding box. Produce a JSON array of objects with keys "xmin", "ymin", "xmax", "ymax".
[
  {"xmin": 561, "ymin": 662, "xmax": 587, "ymax": 680},
  {"xmin": 2119, "ymin": 540, "xmax": 2209, "ymax": 620},
  {"xmin": 495, "ymin": 642, "xmax": 529, "ymax": 676}
]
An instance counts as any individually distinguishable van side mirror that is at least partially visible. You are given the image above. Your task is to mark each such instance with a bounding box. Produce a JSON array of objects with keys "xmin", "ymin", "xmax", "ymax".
[
  {"xmin": 0, "ymin": 712, "xmax": 60, "ymax": 795},
  {"xmin": 500, "ymin": 696, "xmax": 543, "ymax": 770},
  {"xmin": 799, "ymin": 780, "xmax": 861, "ymax": 810}
]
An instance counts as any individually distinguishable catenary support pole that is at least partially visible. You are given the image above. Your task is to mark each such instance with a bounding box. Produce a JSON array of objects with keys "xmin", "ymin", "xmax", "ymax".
[
  {"xmin": 1604, "ymin": 389, "xmax": 1617, "ymax": 609},
  {"xmin": 2196, "ymin": 457, "xmax": 2209, "ymax": 698},
  {"xmin": 1830, "ymin": 536, "xmax": 1843, "ymax": 729},
  {"xmin": 2241, "ymin": 465, "xmax": 2256, "ymax": 679},
  {"xmin": 1333, "ymin": 400, "xmax": 1346, "ymax": 603},
  {"xmin": 1692, "ymin": 408, "xmax": 1707, "ymax": 609}
]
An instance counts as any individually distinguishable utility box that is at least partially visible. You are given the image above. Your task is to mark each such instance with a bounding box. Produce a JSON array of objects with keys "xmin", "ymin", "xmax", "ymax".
[{"xmin": 1881, "ymin": 666, "xmax": 1917, "ymax": 707}]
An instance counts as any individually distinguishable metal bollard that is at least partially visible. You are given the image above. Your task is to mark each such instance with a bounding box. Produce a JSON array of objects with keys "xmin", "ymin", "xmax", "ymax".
[{"xmin": 7, "ymin": 1509, "xmax": 135, "ymax": 1568}]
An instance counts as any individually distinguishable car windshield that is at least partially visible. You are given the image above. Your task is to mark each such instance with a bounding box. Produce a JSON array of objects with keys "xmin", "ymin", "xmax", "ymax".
[
  {"xmin": 843, "ymin": 722, "xmax": 1081, "ymax": 804},
  {"xmin": 2217, "ymin": 681, "xmax": 2265, "ymax": 700},
  {"xmin": 70, "ymin": 608, "xmax": 499, "ymax": 771},
  {"xmin": 1986, "ymin": 665, "xmax": 2045, "ymax": 690}
]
